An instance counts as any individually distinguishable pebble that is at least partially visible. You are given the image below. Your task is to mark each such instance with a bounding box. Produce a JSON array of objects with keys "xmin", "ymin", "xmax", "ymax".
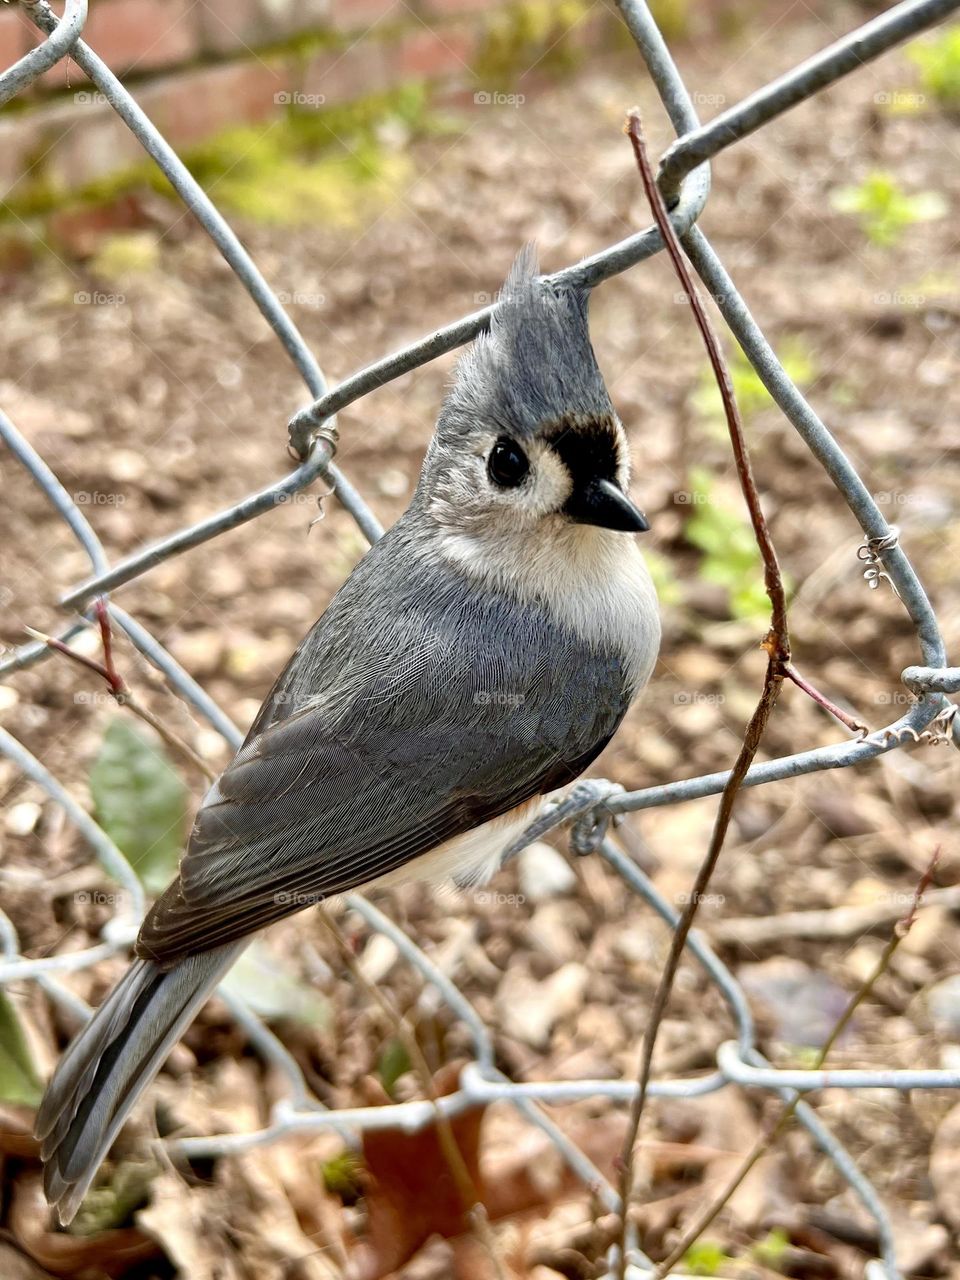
[
  {"xmin": 527, "ymin": 902, "xmax": 580, "ymax": 962},
  {"xmin": 358, "ymin": 933, "xmax": 399, "ymax": 985},
  {"xmin": 519, "ymin": 841, "xmax": 576, "ymax": 902},
  {"xmin": 926, "ymin": 974, "xmax": 960, "ymax": 1041},
  {"xmin": 496, "ymin": 962, "xmax": 588, "ymax": 1050},
  {"xmin": 738, "ymin": 956, "xmax": 850, "ymax": 1047},
  {"xmin": 4, "ymin": 800, "xmax": 42, "ymax": 836}
]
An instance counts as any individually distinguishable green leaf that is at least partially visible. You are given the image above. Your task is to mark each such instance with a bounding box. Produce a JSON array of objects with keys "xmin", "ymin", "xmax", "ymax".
[
  {"xmin": 683, "ymin": 1239, "xmax": 733, "ymax": 1276},
  {"xmin": 907, "ymin": 25, "xmax": 960, "ymax": 107},
  {"xmin": 0, "ymin": 991, "xmax": 43, "ymax": 1106},
  {"xmin": 220, "ymin": 940, "xmax": 329, "ymax": 1027},
  {"xmin": 691, "ymin": 339, "xmax": 815, "ymax": 428},
  {"xmin": 683, "ymin": 468, "xmax": 789, "ymax": 626},
  {"xmin": 831, "ymin": 171, "xmax": 948, "ymax": 246},
  {"xmin": 89, "ymin": 718, "xmax": 189, "ymax": 894},
  {"xmin": 753, "ymin": 1228, "xmax": 791, "ymax": 1266},
  {"xmin": 377, "ymin": 1037, "xmax": 412, "ymax": 1098}
]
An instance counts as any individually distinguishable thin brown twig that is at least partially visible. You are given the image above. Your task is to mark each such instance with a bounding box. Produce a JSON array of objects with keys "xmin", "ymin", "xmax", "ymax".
[
  {"xmin": 25, "ymin": 611, "xmax": 217, "ymax": 783},
  {"xmin": 783, "ymin": 662, "xmax": 868, "ymax": 736},
  {"xmin": 318, "ymin": 912, "xmax": 505, "ymax": 1279},
  {"xmin": 615, "ymin": 111, "xmax": 792, "ymax": 1279},
  {"xmin": 652, "ymin": 847, "xmax": 940, "ymax": 1277}
]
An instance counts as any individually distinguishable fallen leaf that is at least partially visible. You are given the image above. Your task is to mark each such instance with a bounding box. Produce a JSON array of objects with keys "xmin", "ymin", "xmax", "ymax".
[
  {"xmin": 10, "ymin": 1175, "xmax": 159, "ymax": 1278},
  {"xmin": 0, "ymin": 993, "xmax": 43, "ymax": 1106},
  {"xmin": 929, "ymin": 1099, "xmax": 960, "ymax": 1231},
  {"xmin": 353, "ymin": 1063, "xmax": 488, "ymax": 1280},
  {"xmin": 89, "ymin": 718, "xmax": 189, "ymax": 894}
]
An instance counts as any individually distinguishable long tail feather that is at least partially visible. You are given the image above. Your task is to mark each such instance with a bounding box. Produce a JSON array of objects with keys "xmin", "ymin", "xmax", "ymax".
[{"xmin": 36, "ymin": 940, "xmax": 245, "ymax": 1224}]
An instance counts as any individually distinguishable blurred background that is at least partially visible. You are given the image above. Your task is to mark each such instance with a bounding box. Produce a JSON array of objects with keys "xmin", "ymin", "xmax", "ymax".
[{"xmin": 2, "ymin": 1, "xmax": 960, "ymax": 1277}]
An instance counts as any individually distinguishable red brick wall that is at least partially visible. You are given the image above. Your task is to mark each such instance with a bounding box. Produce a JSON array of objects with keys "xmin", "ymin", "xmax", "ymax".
[
  {"xmin": 0, "ymin": 0, "xmax": 791, "ymax": 205},
  {"xmin": 1, "ymin": 0, "xmax": 576, "ymax": 202}
]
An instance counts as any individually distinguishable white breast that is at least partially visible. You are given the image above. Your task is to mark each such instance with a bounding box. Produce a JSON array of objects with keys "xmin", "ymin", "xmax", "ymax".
[{"xmin": 438, "ymin": 520, "xmax": 661, "ymax": 695}]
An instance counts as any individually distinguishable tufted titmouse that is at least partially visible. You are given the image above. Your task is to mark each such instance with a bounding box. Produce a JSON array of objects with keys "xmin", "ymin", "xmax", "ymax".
[{"xmin": 37, "ymin": 247, "xmax": 660, "ymax": 1222}]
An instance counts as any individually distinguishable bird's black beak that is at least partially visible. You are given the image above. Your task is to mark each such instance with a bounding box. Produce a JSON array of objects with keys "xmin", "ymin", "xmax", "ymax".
[{"xmin": 566, "ymin": 477, "xmax": 650, "ymax": 533}]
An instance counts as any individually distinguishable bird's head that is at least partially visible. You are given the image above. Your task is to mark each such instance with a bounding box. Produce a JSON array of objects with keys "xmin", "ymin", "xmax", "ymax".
[{"xmin": 419, "ymin": 247, "xmax": 649, "ymax": 549}]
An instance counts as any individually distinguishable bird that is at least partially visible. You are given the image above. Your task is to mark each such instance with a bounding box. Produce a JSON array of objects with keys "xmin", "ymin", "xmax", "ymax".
[{"xmin": 36, "ymin": 246, "xmax": 661, "ymax": 1223}]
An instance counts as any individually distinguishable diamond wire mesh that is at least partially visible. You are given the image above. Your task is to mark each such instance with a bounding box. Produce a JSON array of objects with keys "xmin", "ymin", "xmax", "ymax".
[{"xmin": 1, "ymin": 1, "xmax": 960, "ymax": 1275}]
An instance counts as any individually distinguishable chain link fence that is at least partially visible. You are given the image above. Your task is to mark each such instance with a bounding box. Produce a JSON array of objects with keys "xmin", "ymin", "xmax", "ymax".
[{"xmin": 2, "ymin": 1, "xmax": 960, "ymax": 1275}]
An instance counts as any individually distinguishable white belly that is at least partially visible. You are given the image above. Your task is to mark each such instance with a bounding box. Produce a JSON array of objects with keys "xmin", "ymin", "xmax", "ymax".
[{"xmin": 365, "ymin": 796, "xmax": 543, "ymax": 892}]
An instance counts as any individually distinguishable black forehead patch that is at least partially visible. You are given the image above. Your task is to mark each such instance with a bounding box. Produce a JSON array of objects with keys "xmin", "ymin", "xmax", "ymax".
[{"xmin": 544, "ymin": 417, "xmax": 620, "ymax": 482}]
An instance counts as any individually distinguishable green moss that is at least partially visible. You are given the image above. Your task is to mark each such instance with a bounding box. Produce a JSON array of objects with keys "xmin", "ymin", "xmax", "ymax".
[
  {"xmin": 174, "ymin": 84, "xmax": 435, "ymax": 226},
  {"xmin": 682, "ymin": 1240, "xmax": 734, "ymax": 1277},
  {"xmin": 831, "ymin": 170, "xmax": 947, "ymax": 246},
  {"xmin": 322, "ymin": 1149, "xmax": 363, "ymax": 1199},
  {"xmin": 90, "ymin": 230, "xmax": 161, "ymax": 280},
  {"xmin": 3, "ymin": 80, "xmax": 450, "ymax": 228},
  {"xmin": 473, "ymin": 0, "xmax": 594, "ymax": 90},
  {"xmin": 908, "ymin": 24, "xmax": 960, "ymax": 109}
]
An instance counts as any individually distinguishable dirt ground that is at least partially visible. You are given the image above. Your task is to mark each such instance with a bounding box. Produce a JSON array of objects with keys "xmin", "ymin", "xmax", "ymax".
[{"xmin": 2, "ymin": 6, "xmax": 960, "ymax": 1279}]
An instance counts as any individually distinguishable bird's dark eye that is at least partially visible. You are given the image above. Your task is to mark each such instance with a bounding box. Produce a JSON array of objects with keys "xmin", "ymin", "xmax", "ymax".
[{"xmin": 487, "ymin": 437, "xmax": 529, "ymax": 489}]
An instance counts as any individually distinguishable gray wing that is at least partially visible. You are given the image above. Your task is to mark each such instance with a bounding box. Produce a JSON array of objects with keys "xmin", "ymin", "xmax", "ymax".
[{"xmin": 136, "ymin": 544, "xmax": 630, "ymax": 967}]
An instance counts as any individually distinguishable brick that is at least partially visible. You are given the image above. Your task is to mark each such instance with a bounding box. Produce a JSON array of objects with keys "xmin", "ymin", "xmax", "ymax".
[
  {"xmin": 129, "ymin": 58, "xmax": 288, "ymax": 150},
  {"xmin": 195, "ymin": 0, "xmax": 330, "ymax": 56},
  {"xmin": 327, "ymin": 0, "xmax": 405, "ymax": 33},
  {"xmin": 421, "ymin": 0, "xmax": 502, "ymax": 13},
  {"xmin": 35, "ymin": 0, "xmax": 197, "ymax": 90},
  {"xmin": 395, "ymin": 25, "xmax": 474, "ymax": 80},
  {"xmin": 43, "ymin": 103, "xmax": 146, "ymax": 190},
  {"xmin": 0, "ymin": 99, "xmax": 112, "ymax": 201},
  {"xmin": 300, "ymin": 41, "xmax": 393, "ymax": 106},
  {"xmin": 0, "ymin": 8, "xmax": 30, "ymax": 87}
]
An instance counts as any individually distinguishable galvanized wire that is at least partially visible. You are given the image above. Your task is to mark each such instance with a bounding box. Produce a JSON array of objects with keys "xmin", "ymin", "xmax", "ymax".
[{"xmin": 1, "ymin": 1, "xmax": 959, "ymax": 1275}]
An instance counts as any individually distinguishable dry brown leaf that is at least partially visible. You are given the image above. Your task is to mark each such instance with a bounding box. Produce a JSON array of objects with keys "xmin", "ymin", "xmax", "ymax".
[
  {"xmin": 0, "ymin": 1241, "xmax": 60, "ymax": 1280},
  {"xmin": 930, "ymin": 1099, "xmax": 960, "ymax": 1232},
  {"xmin": 10, "ymin": 1175, "xmax": 159, "ymax": 1278},
  {"xmin": 136, "ymin": 1169, "xmax": 243, "ymax": 1280},
  {"xmin": 352, "ymin": 1062, "xmax": 488, "ymax": 1280}
]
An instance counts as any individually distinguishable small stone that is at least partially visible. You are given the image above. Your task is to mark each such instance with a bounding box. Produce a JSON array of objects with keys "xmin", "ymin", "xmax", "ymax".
[
  {"xmin": 527, "ymin": 902, "xmax": 579, "ymax": 962},
  {"xmin": 519, "ymin": 842, "xmax": 576, "ymax": 902},
  {"xmin": 106, "ymin": 447, "xmax": 146, "ymax": 483},
  {"xmin": 496, "ymin": 962, "xmax": 588, "ymax": 1050},
  {"xmin": 5, "ymin": 801, "xmax": 41, "ymax": 836},
  {"xmin": 926, "ymin": 974, "xmax": 960, "ymax": 1041},
  {"xmin": 738, "ymin": 957, "xmax": 850, "ymax": 1048},
  {"xmin": 376, "ymin": 468, "xmax": 409, "ymax": 498},
  {"xmin": 359, "ymin": 933, "xmax": 399, "ymax": 984}
]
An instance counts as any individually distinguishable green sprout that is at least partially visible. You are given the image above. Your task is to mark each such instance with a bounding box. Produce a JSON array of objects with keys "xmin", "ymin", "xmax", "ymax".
[
  {"xmin": 831, "ymin": 171, "xmax": 947, "ymax": 247},
  {"xmin": 690, "ymin": 339, "xmax": 815, "ymax": 431},
  {"xmin": 682, "ymin": 1239, "xmax": 734, "ymax": 1276},
  {"xmin": 683, "ymin": 467, "xmax": 781, "ymax": 625},
  {"xmin": 907, "ymin": 24, "xmax": 960, "ymax": 109}
]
